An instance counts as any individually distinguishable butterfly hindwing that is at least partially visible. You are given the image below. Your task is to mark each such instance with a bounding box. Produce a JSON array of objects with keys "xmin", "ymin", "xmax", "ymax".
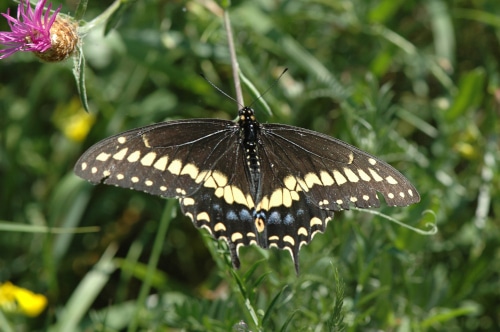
[{"xmin": 177, "ymin": 138, "xmax": 258, "ymax": 269}]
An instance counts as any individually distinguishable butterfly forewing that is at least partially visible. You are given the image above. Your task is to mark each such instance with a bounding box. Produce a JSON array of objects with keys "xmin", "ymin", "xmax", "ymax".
[
  {"xmin": 75, "ymin": 119, "xmax": 237, "ymax": 198},
  {"xmin": 261, "ymin": 124, "xmax": 420, "ymax": 209}
]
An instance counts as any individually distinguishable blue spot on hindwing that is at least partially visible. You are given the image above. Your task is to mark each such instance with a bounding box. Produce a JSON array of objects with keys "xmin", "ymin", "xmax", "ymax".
[
  {"xmin": 239, "ymin": 209, "xmax": 253, "ymax": 222},
  {"xmin": 284, "ymin": 213, "xmax": 295, "ymax": 225},
  {"xmin": 212, "ymin": 204, "xmax": 222, "ymax": 215},
  {"xmin": 226, "ymin": 210, "xmax": 238, "ymax": 222},
  {"xmin": 268, "ymin": 211, "xmax": 281, "ymax": 224}
]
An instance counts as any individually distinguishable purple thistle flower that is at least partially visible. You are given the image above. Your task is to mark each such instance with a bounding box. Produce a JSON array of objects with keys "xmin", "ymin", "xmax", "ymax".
[{"xmin": 0, "ymin": 0, "xmax": 62, "ymax": 59}]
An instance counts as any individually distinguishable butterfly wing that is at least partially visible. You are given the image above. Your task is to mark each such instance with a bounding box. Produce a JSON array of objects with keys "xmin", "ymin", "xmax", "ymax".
[
  {"xmin": 261, "ymin": 124, "xmax": 420, "ymax": 209},
  {"xmin": 75, "ymin": 119, "xmax": 237, "ymax": 197}
]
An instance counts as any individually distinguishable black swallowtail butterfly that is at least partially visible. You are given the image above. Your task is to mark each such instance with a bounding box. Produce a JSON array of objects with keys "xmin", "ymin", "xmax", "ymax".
[{"xmin": 75, "ymin": 106, "xmax": 420, "ymax": 272}]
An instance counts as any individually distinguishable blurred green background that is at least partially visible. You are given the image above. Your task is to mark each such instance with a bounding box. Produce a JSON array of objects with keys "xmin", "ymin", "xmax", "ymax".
[{"xmin": 1, "ymin": 0, "xmax": 499, "ymax": 331}]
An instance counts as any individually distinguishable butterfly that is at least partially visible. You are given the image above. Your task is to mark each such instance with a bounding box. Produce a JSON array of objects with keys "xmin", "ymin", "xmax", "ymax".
[{"xmin": 75, "ymin": 105, "xmax": 420, "ymax": 272}]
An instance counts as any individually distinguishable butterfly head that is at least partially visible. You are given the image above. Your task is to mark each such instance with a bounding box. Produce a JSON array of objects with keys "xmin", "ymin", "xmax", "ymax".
[{"xmin": 238, "ymin": 106, "xmax": 257, "ymax": 124}]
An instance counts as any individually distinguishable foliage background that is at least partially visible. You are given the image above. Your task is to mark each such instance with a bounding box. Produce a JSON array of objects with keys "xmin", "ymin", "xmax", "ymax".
[{"xmin": 1, "ymin": 0, "xmax": 499, "ymax": 330}]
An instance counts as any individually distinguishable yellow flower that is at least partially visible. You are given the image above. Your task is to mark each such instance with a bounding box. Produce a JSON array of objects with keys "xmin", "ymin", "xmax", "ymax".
[
  {"xmin": 0, "ymin": 281, "xmax": 47, "ymax": 317},
  {"xmin": 52, "ymin": 98, "xmax": 95, "ymax": 142}
]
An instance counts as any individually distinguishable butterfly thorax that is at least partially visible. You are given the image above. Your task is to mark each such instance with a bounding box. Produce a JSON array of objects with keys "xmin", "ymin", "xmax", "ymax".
[{"xmin": 238, "ymin": 106, "xmax": 262, "ymax": 198}]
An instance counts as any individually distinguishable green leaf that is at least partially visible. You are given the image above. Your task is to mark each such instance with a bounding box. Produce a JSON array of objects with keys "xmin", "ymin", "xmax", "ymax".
[
  {"xmin": 420, "ymin": 306, "xmax": 479, "ymax": 328},
  {"xmin": 262, "ymin": 285, "xmax": 287, "ymax": 326},
  {"xmin": 73, "ymin": 0, "xmax": 88, "ymax": 21},
  {"xmin": 369, "ymin": 0, "xmax": 404, "ymax": 24},
  {"xmin": 427, "ymin": 0, "xmax": 455, "ymax": 64},
  {"xmin": 104, "ymin": 0, "xmax": 138, "ymax": 36},
  {"xmin": 73, "ymin": 46, "xmax": 90, "ymax": 113},
  {"xmin": 446, "ymin": 68, "xmax": 486, "ymax": 120},
  {"xmin": 52, "ymin": 245, "xmax": 118, "ymax": 331}
]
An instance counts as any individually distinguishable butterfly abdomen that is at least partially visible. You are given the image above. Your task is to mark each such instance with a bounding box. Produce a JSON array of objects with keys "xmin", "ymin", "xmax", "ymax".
[{"xmin": 239, "ymin": 106, "xmax": 263, "ymax": 198}]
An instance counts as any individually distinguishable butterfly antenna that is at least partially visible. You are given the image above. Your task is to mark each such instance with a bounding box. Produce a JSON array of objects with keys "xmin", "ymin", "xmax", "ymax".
[
  {"xmin": 248, "ymin": 68, "xmax": 288, "ymax": 108},
  {"xmin": 200, "ymin": 74, "xmax": 244, "ymax": 109}
]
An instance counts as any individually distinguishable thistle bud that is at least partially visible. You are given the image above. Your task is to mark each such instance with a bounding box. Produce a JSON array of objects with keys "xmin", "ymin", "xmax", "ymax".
[
  {"xmin": 34, "ymin": 16, "xmax": 79, "ymax": 62},
  {"xmin": 0, "ymin": 0, "xmax": 79, "ymax": 62}
]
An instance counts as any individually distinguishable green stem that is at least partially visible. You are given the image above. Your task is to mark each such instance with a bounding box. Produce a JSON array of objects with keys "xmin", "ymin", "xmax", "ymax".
[
  {"xmin": 223, "ymin": 10, "xmax": 244, "ymax": 107},
  {"xmin": 0, "ymin": 222, "xmax": 99, "ymax": 234}
]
